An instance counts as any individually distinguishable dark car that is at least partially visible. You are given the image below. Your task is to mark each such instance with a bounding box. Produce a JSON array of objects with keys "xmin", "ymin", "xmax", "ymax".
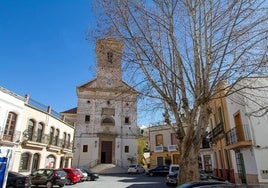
[
  {"xmin": 29, "ymin": 168, "xmax": 67, "ymax": 188},
  {"xmin": 81, "ymin": 169, "xmax": 99, "ymax": 181},
  {"xmin": 6, "ymin": 171, "xmax": 31, "ymax": 188},
  {"xmin": 147, "ymin": 165, "xmax": 170, "ymax": 177},
  {"xmin": 61, "ymin": 168, "xmax": 81, "ymax": 185}
]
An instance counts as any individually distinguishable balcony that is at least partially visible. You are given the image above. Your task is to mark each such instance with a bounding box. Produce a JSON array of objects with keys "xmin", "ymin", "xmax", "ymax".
[
  {"xmin": 21, "ymin": 131, "xmax": 48, "ymax": 149},
  {"xmin": 226, "ymin": 124, "xmax": 252, "ymax": 150},
  {"xmin": 21, "ymin": 131, "xmax": 73, "ymax": 151},
  {"xmin": 167, "ymin": 145, "xmax": 178, "ymax": 151},
  {"xmin": 61, "ymin": 141, "xmax": 73, "ymax": 154},
  {"xmin": 211, "ymin": 122, "xmax": 225, "ymax": 141},
  {"xmin": 201, "ymin": 137, "xmax": 210, "ymax": 149},
  {"xmin": 47, "ymin": 144, "xmax": 63, "ymax": 153},
  {"xmin": 0, "ymin": 130, "xmax": 21, "ymax": 146},
  {"xmin": 154, "ymin": 145, "xmax": 164, "ymax": 152}
]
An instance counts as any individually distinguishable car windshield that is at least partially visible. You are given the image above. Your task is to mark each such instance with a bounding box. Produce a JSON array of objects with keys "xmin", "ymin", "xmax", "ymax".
[
  {"xmin": 56, "ymin": 170, "xmax": 66, "ymax": 176},
  {"xmin": 33, "ymin": 169, "xmax": 52, "ymax": 175},
  {"xmin": 129, "ymin": 165, "xmax": 136, "ymax": 168},
  {"xmin": 171, "ymin": 166, "xmax": 180, "ymax": 172}
]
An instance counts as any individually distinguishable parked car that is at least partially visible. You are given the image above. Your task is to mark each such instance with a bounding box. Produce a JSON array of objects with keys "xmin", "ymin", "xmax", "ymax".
[
  {"xmin": 81, "ymin": 169, "xmax": 99, "ymax": 181},
  {"xmin": 6, "ymin": 171, "xmax": 31, "ymax": 188},
  {"xmin": 166, "ymin": 171, "xmax": 179, "ymax": 186},
  {"xmin": 61, "ymin": 168, "xmax": 81, "ymax": 185},
  {"xmin": 169, "ymin": 164, "xmax": 180, "ymax": 174},
  {"xmin": 29, "ymin": 168, "xmax": 67, "ymax": 188},
  {"xmin": 127, "ymin": 164, "xmax": 145, "ymax": 174},
  {"xmin": 75, "ymin": 168, "xmax": 87, "ymax": 182},
  {"xmin": 147, "ymin": 165, "xmax": 170, "ymax": 177}
]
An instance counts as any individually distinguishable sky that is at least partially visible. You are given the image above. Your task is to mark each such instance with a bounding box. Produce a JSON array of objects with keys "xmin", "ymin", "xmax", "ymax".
[
  {"xmin": 0, "ymin": 0, "xmax": 156, "ymax": 127},
  {"xmin": 0, "ymin": 0, "xmax": 95, "ymax": 111}
]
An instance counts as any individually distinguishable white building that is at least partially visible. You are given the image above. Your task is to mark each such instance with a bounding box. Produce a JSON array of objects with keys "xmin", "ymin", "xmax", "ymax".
[
  {"xmin": 225, "ymin": 77, "xmax": 268, "ymax": 184},
  {"xmin": 0, "ymin": 86, "xmax": 25, "ymax": 174},
  {"xmin": 62, "ymin": 38, "xmax": 139, "ymax": 170},
  {"xmin": 0, "ymin": 86, "xmax": 75, "ymax": 176}
]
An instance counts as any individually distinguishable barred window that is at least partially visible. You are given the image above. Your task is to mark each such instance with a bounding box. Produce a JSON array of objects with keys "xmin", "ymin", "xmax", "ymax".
[
  {"xmin": 125, "ymin": 146, "xmax": 129, "ymax": 153},
  {"xmin": 36, "ymin": 122, "xmax": 44, "ymax": 142},
  {"xmin": 85, "ymin": 115, "xmax": 90, "ymax": 123},
  {"xmin": 19, "ymin": 153, "xmax": 31, "ymax": 172},
  {"xmin": 4, "ymin": 112, "xmax": 17, "ymax": 141},
  {"xmin": 83, "ymin": 145, "xmax": 88, "ymax": 152},
  {"xmin": 28, "ymin": 119, "xmax": 35, "ymax": 141}
]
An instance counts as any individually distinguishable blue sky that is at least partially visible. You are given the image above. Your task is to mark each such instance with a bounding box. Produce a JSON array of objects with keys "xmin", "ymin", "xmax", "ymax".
[
  {"xmin": 0, "ymin": 1, "xmax": 95, "ymax": 117},
  {"xmin": 0, "ymin": 0, "xmax": 155, "ymax": 127}
]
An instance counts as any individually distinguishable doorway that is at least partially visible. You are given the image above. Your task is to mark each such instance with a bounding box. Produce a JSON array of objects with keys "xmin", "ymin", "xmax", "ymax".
[
  {"xmin": 234, "ymin": 113, "xmax": 245, "ymax": 141},
  {"xmin": 101, "ymin": 141, "xmax": 112, "ymax": 163}
]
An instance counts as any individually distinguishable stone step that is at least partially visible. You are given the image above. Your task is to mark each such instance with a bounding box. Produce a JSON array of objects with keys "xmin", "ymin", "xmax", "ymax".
[{"xmin": 90, "ymin": 163, "xmax": 127, "ymax": 174}]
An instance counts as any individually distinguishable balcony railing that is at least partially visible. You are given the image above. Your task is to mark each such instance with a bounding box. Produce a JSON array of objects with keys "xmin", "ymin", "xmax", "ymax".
[
  {"xmin": 212, "ymin": 122, "xmax": 224, "ymax": 137},
  {"xmin": 23, "ymin": 130, "xmax": 48, "ymax": 143},
  {"xmin": 0, "ymin": 129, "xmax": 21, "ymax": 143},
  {"xmin": 167, "ymin": 145, "xmax": 178, "ymax": 151},
  {"xmin": 153, "ymin": 145, "xmax": 174, "ymax": 152},
  {"xmin": 226, "ymin": 124, "xmax": 252, "ymax": 148},
  {"xmin": 26, "ymin": 96, "xmax": 74, "ymax": 127},
  {"xmin": 201, "ymin": 138, "xmax": 210, "ymax": 149},
  {"xmin": 154, "ymin": 145, "xmax": 164, "ymax": 152},
  {"xmin": 21, "ymin": 130, "xmax": 73, "ymax": 150},
  {"xmin": 210, "ymin": 122, "xmax": 225, "ymax": 142}
]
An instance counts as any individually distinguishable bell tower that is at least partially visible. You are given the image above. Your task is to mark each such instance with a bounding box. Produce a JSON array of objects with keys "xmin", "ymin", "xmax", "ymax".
[{"xmin": 96, "ymin": 38, "xmax": 124, "ymax": 87}]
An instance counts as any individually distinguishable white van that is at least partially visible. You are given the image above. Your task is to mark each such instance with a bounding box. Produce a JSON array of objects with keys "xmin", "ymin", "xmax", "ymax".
[{"xmin": 169, "ymin": 164, "xmax": 180, "ymax": 174}]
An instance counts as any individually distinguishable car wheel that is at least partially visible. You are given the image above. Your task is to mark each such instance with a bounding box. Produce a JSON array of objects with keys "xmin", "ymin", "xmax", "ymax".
[
  {"xmin": 149, "ymin": 172, "xmax": 154, "ymax": 177},
  {"xmin": 46, "ymin": 181, "xmax": 52, "ymax": 188},
  {"xmin": 66, "ymin": 178, "xmax": 72, "ymax": 185},
  {"xmin": 59, "ymin": 184, "xmax": 65, "ymax": 187}
]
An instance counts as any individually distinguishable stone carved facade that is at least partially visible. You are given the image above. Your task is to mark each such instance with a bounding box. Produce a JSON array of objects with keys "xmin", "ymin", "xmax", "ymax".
[{"xmin": 69, "ymin": 38, "xmax": 138, "ymax": 169}]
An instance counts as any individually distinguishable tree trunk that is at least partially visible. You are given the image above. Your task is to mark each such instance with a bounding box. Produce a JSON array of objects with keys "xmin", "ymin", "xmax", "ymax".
[{"xmin": 178, "ymin": 142, "xmax": 200, "ymax": 185}]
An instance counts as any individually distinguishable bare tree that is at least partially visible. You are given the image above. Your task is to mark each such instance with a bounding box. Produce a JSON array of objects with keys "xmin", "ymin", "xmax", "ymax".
[{"xmin": 91, "ymin": 0, "xmax": 268, "ymax": 184}]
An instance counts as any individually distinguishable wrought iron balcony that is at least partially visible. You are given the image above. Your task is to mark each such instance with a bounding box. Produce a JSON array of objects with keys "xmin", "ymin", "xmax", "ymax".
[
  {"xmin": 0, "ymin": 129, "xmax": 21, "ymax": 146},
  {"xmin": 153, "ymin": 145, "xmax": 173, "ymax": 152},
  {"xmin": 21, "ymin": 131, "xmax": 49, "ymax": 149},
  {"xmin": 201, "ymin": 137, "xmax": 211, "ymax": 149},
  {"xmin": 154, "ymin": 145, "xmax": 164, "ymax": 152},
  {"xmin": 21, "ymin": 130, "xmax": 73, "ymax": 151},
  {"xmin": 211, "ymin": 122, "xmax": 225, "ymax": 141},
  {"xmin": 167, "ymin": 145, "xmax": 178, "ymax": 151},
  {"xmin": 226, "ymin": 124, "xmax": 252, "ymax": 150}
]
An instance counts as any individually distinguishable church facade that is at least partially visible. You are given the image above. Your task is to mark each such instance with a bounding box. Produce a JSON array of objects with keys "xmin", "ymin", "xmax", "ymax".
[{"xmin": 62, "ymin": 38, "xmax": 139, "ymax": 169}]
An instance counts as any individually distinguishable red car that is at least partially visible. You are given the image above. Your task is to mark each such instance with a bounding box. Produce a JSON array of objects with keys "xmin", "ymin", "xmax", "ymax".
[{"xmin": 61, "ymin": 168, "xmax": 81, "ymax": 185}]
